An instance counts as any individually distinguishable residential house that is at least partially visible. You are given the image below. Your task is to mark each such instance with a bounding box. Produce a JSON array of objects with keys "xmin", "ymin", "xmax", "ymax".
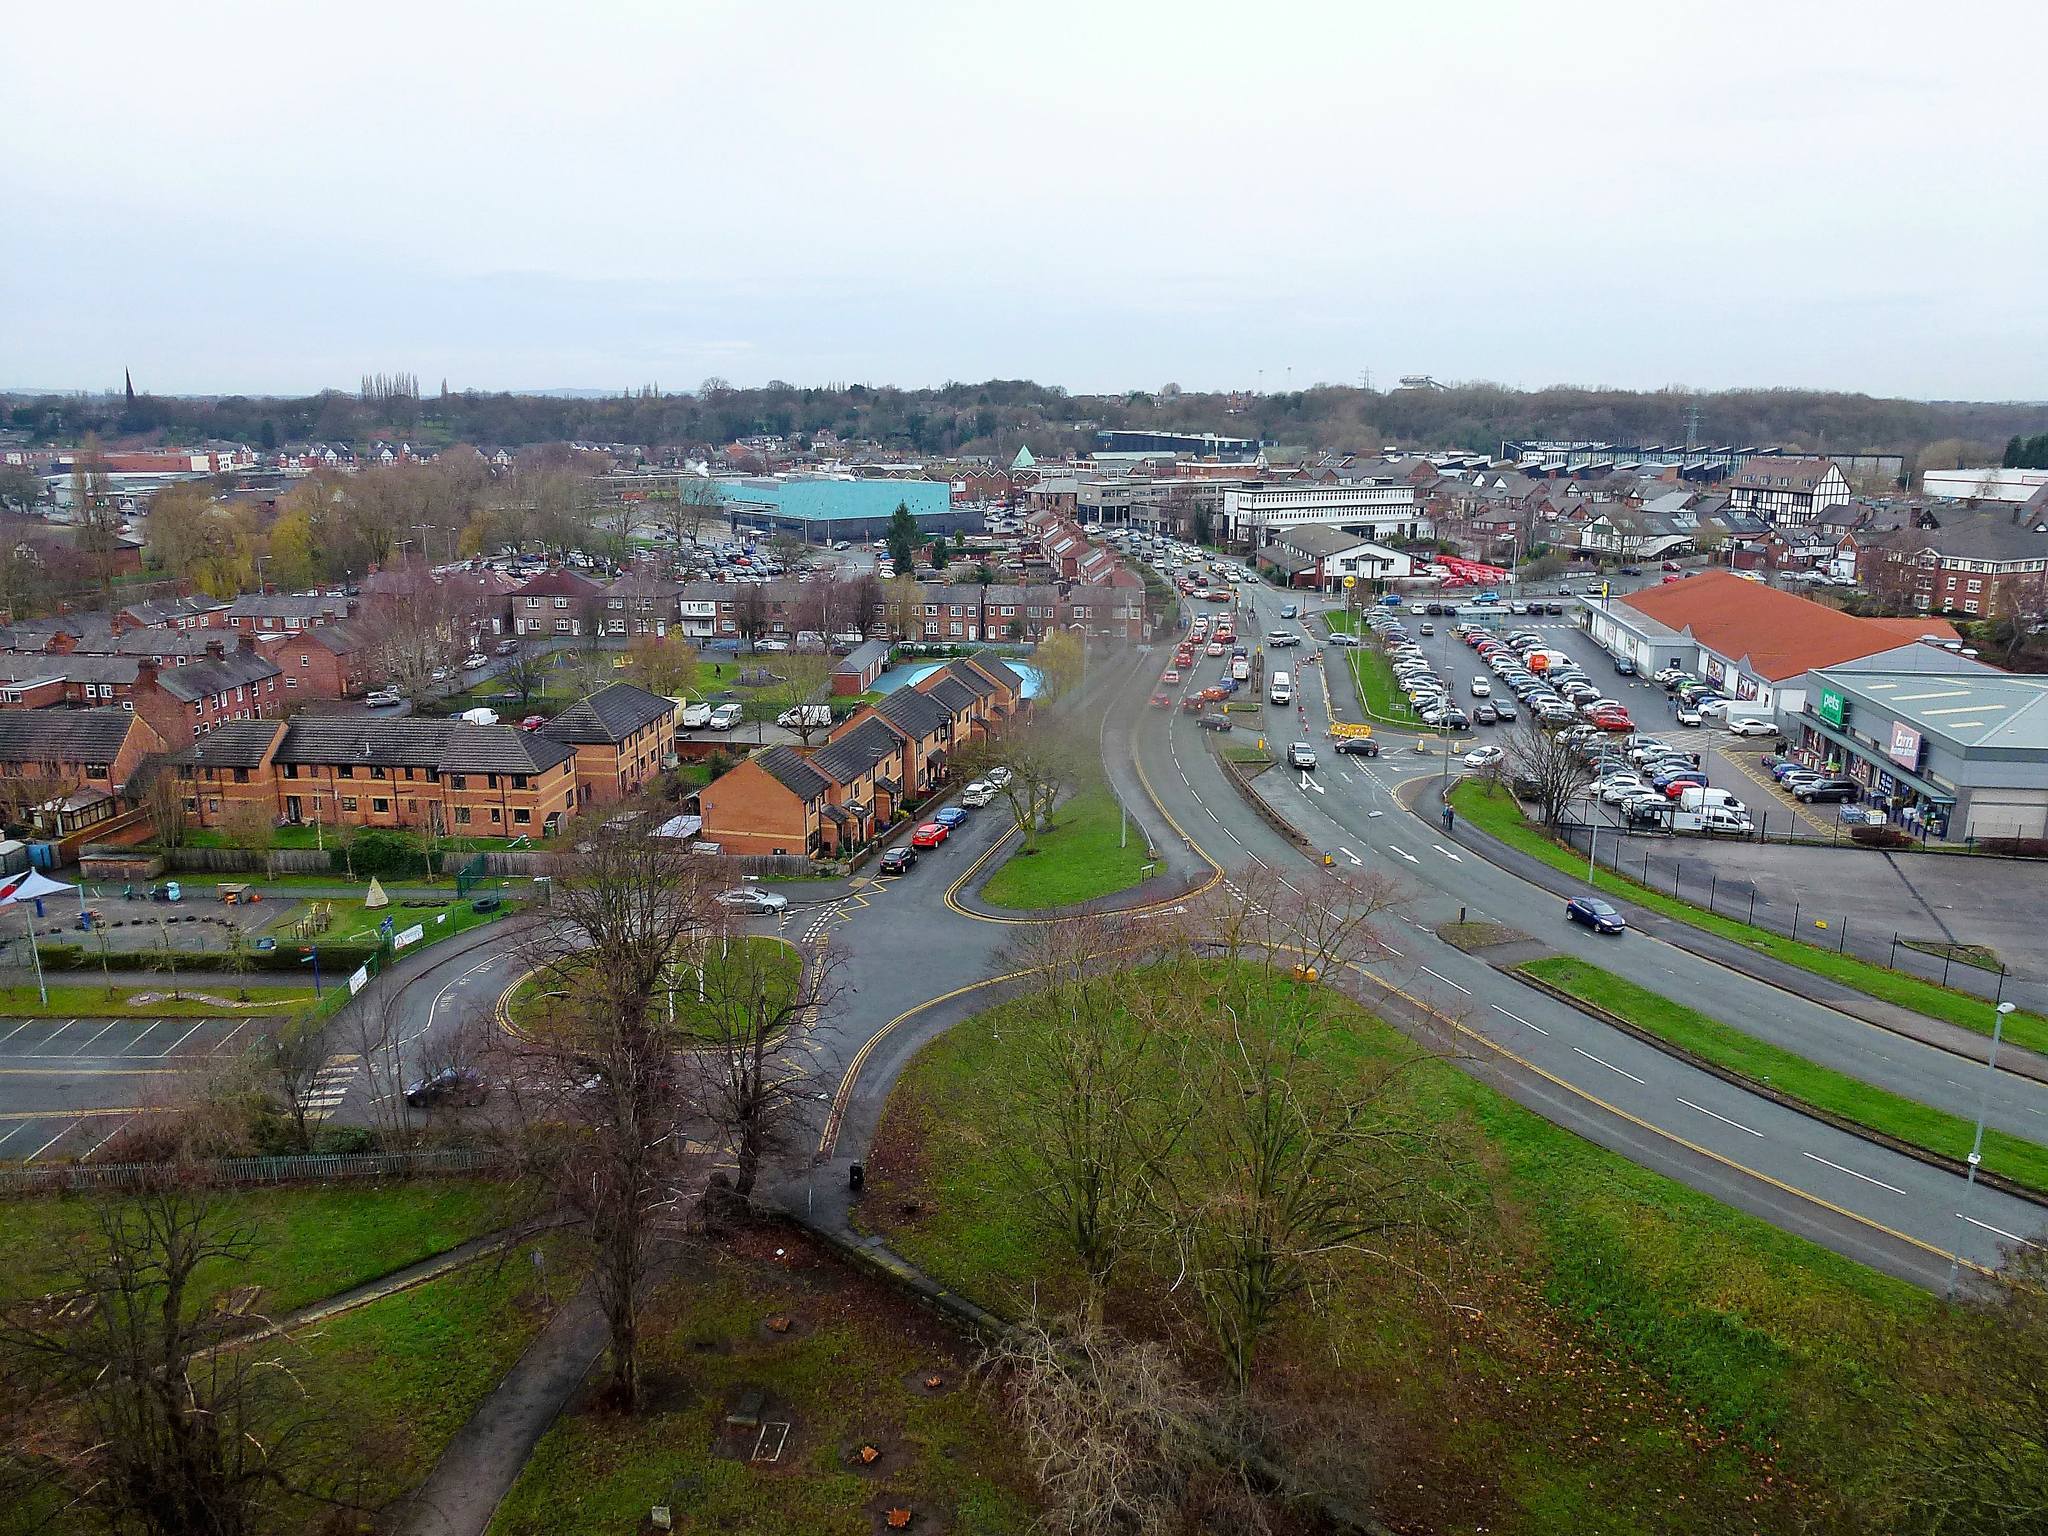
[
  {"xmin": 511, "ymin": 569, "xmax": 605, "ymax": 637},
  {"xmin": 0, "ymin": 708, "xmax": 168, "ymax": 799},
  {"xmin": 224, "ymin": 593, "xmax": 353, "ymax": 635},
  {"xmin": 1724, "ymin": 458, "xmax": 1851, "ymax": 527},
  {"xmin": 596, "ymin": 573, "xmax": 683, "ymax": 638},
  {"xmin": 831, "ymin": 640, "xmax": 891, "ymax": 696},
  {"xmin": 698, "ymin": 746, "xmax": 831, "ymax": 856},
  {"xmin": 1861, "ymin": 508, "xmax": 2048, "ymax": 621},
  {"xmin": 130, "ymin": 639, "xmax": 285, "ymax": 748},
  {"xmin": 541, "ymin": 681, "xmax": 680, "ymax": 805}
]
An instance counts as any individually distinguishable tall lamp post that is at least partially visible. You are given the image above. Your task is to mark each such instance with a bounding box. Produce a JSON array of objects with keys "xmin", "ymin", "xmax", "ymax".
[{"xmin": 1947, "ymin": 1000, "xmax": 2017, "ymax": 1298}]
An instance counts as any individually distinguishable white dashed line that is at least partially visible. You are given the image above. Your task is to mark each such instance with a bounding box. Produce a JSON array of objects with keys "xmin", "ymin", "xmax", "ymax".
[
  {"xmin": 1573, "ymin": 1047, "xmax": 1646, "ymax": 1085},
  {"xmin": 1958, "ymin": 1214, "xmax": 2040, "ymax": 1248},
  {"xmin": 1417, "ymin": 965, "xmax": 1470, "ymax": 995},
  {"xmin": 1802, "ymin": 1150, "xmax": 1905, "ymax": 1195},
  {"xmin": 1492, "ymin": 1004, "xmax": 1548, "ymax": 1036},
  {"xmin": 1677, "ymin": 1097, "xmax": 1764, "ymax": 1137}
]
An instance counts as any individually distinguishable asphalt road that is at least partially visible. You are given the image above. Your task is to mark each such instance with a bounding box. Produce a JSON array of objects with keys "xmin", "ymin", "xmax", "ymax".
[{"xmin": 1137, "ymin": 572, "xmax": 2047, "ymax": 1287}]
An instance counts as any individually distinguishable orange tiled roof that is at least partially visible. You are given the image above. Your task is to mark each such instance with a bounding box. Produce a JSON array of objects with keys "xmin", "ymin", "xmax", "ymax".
[{"xmin": 1619, "ymin": 570, "xmax": 1957, "ymax": 682}]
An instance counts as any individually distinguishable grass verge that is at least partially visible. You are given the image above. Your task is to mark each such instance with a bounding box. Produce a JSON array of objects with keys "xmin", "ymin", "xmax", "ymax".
[
  {"xmin": 0, "ymin": 981, "xmax": 316, "ymax": 1016},
  {"xmin": 0, "ymin": 1179, "xmax": 529, "ymax": 1313},
  {"xmin": 487, "ymin": 1233, "xmax": 1034, "ymax": 1536},
  {"xmin": 1449, "ymin": 778, "xmax": 2048, "ymax": 1053},
  {"xmin": 860, "ymin": 964, "xmax": 1945, "ymax": 1533},
  {"xmin": 978, "ymin": 782, "xmax": 1153, "ymax": 910},
  {"xmin": 1518, "ymin": 955, "xmax": 2048, "ymax": 1195},
  {"xmin": 265, "ymin": 895, "xmax": 510, "ymax": 949},
  {"xmin": 507, "ymin": 936, "xmax": 800, "ymax": 1044}
]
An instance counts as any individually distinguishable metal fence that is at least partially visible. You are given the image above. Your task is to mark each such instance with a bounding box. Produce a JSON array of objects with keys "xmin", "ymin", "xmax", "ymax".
[
  {"xmin": 0, "ymin": 1146, "xmax": 504, "ymax": 1197},
  {"xmin": 1552, "ymin": 815, "xmax": 2018, "ymax": 1008}
]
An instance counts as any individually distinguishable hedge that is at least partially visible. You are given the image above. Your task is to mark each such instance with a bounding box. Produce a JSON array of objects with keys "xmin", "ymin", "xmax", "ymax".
[{"xmin": 33, "ymin": 941, "xmax": 387, "ymax": 974}]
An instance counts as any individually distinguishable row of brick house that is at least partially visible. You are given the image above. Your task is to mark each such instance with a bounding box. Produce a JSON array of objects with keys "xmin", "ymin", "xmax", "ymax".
[
  {"xmin": 169, "ymin": 683, "xmax": 679, "ymax": 836},
  {"xmin": 698, "ymin": 657, "xmax": 1024, "ymax": 856}
]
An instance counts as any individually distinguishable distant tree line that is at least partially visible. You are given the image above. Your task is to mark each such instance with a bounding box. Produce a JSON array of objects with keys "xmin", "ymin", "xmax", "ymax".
[
  {"xmin": 2003, "ymin": 433, "xmax": 2048, "ymax": 470},
  {"xmin": 10, "ymin": 378, "xmax": 2048, "ymax": 467}
]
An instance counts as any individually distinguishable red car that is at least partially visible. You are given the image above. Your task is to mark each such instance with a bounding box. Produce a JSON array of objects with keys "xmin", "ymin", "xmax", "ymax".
[
  {"xmin": 1150, "ymin": 691, "xmax": 1170, "ymax": 708},
  {"xmin": 910, "ymin": 821, "xmax": 949, "ymax": 849}
]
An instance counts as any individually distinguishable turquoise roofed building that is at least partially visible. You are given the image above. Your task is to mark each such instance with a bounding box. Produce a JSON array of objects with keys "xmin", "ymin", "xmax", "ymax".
[{"xmin": 711, "ymin": 476, "xmax": 976, "ymax": 542}]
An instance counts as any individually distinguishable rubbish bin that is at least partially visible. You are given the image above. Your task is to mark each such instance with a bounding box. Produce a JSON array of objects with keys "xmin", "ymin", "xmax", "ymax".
[{"xmin": 848, "ymin": 1163, "xmax": 864, "ymax": 1193}]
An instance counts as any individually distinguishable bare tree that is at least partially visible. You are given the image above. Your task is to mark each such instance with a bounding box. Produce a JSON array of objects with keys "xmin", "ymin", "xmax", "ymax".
[
  {"xmin": 757, "ymin": 652, "xmax": 835, "ymax": 747},
  {"xmin": 342, "ymin": 977, "xmax": 414, "ymax": 1149},
  {"xmin": 138, "ymin": 757, "xmax": 189, "ymax": 849},
  {"xmin": 1501, "ymin": 718, "xmax": 1594, "ymax": 826},
  {"xmin": 685, "ymin": 924, "xmax": 840, "ymax": 1202},
  {"xmin": 960, "ymin": 716, "xmax": 1088, "ymax": 852},
  {"xmin": 368, "ymin": 563, "xmax": 467, "ymax": 705},
  {"xmin": 992, "ymin": 917, "xmax": 1188, "ymax": 1316},
  {"xmin": 504, "ymin": 832, "xmax": 719, "ymax": 1409},
  {"xmin": 665, "ymin": 475, "xmax": 726, "ymax": 549},
  {"xmin": 0, "ymin": 1184, "xmax": 369, "ymax": 1534},
  {"xmin": 255, "ymin": 1016, "xmax": 330, "ymax": 1152}
]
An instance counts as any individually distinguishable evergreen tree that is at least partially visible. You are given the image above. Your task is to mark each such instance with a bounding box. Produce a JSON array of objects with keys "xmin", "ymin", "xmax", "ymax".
[
  {"xmin": 885, "ymin": 501, "xmax": 917, "ymax": 573},
  {"xmin": 930, "ymin": 539, "xmax": 950, "ymax": 572},
  {"xmin": 2004, "ymin": 435, "xmax": 2024, "ymax": 468}
]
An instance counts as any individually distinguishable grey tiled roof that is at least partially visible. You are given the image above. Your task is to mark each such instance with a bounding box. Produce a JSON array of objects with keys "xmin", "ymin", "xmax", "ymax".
[
  {"xmin": 0, "ymin": 708, "xmax": 141, "ymax": 763},
  {"xmin": 922, "ymin": 676, "xmax": 978, "ymax": 714},
  {"xmin": 876, "ymin": 687, "xmax": 950, "ymax": 738},
  {"xmin": 276, "ymin": 715, "xmax": 574, "ymax": 775},
  {"xmin": 754, "ymin": 745, "xmax": 829, "ymax": 801},
  {"xmin": 541, "ymin": 682, "xmax": 676, "ymax": 744},
  {"xmin": 808, "ymin": 717, "xmax": 900, "ymax": 785},
  {"xmin": 226, "ymin": 594, "xmax": 351, "ymax": 620},
  {"xmin": 832, "ymin": 640, "xmax": 891, "ymax": 676},
  {"xmin": 157, "ymin": 652, "xmax": 281, "ymax": 702},
  {"xmin": 174, "ymin": 720, "xmax": 286, "ymax": 769},
  {"xmin": 438, "ymin": 725, "xmax": 576, "ymax": 776}
]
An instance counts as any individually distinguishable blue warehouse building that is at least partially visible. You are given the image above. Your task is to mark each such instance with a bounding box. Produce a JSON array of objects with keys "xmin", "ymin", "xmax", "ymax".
[{"xmin": 712, "ymin": 478, "xmax": 976, "ymax": 543}]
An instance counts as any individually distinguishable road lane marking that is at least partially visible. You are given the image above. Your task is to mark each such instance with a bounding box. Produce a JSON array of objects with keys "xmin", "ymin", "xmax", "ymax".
[
  {"xmin": 1338, "ymin": 847, "xmax": 1361, "ymax": 865},
  {"xmin": 1574, "ymin": 1047, "xmax": 1646, "ymax": 1085},
  {"xmin": 1389, "ymin": 846, "xmax": 1419, "ymax": 863},
  {"xmin": 1492, "ymin": 1005, "xmax": 1549, "ymax": 1035},
  {"xmin": 1678, "ymin": 1097, "xmax": 1764, "ymax": 1137},
  {"xmin": 1417, "ymin": 965, "xmax": 1470, "ymax": 995},
  {"xmin": 1959, "ymin": 1214, "xmax": 2040, "ymax": 1248},
  {"xmin": 155, "ymin": 1020, "xmax": 209, "ymax": 1057},
  {"xmin": 1432, "ymin": 844, "xmax": 1462, "ymax": 861},
  {"xmin": 1803, "ymin": 1150, "xmax": 1906, "ymax": 1195}
]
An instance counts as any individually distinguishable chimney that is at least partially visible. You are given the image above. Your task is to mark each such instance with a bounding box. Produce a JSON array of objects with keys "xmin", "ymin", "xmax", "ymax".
[
  {"xmin": 236, "ymin": 632, "xmax": 258, "ymax": 655},
  {"xmin": 135, "ymin": 658, "xmax": 159, "ymax": 691},
  {"xmin": 205, "ymin": 638, "xmax": 225, "ymax": 660}
]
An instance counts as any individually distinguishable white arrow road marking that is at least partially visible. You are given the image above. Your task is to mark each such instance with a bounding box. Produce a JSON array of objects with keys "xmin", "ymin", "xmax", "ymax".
[
  {"xmin": 1300, "ymin": 774, "xmax": 1325, "ymax": 795},
  {"xmin": 1677, "ymin": 1097, "xmax": 1763, "ymax": 1137},
  {"xmin": 1492, "ymin": 1005, "xmax": 1548, "ymax": 1036},
  {"xmin": 1573, "ymin": 1047, "xmax": 1646, "ymax": 1085},
  {"xmin": 1432, "ymin": 844, "xmax": 1462, "ymax": 861},
  {"xmin": 1338, "ymin": 847, "xmax": 1361, "ymax": 865},
  {"xmin": 1389, "ymin": 846, "xmax": 1419, "ymax": 864},
  {"xmin": 1802, "ymin": 1151, "xmax": 1905, "ymax": 1195}
]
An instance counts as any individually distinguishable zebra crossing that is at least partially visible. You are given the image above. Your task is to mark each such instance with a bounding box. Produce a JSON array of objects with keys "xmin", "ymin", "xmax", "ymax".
[{"xmin": 297, "ymin": 1053, "xmax": 361, "ymax": 1122}]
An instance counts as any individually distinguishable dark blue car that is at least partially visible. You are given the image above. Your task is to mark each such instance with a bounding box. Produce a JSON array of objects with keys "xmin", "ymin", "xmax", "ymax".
[
  {"xmin": 934, "ymin": 806, "xmax": 969, "ymax": 829},
  {"xmin": 1565, "ymin": 896, "xmax": 1627, "ymax": 934}
]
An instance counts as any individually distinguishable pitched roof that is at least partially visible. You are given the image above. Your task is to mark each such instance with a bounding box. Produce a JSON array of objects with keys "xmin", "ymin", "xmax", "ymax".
[
  {"xmin": 808, "ymin": 716, "xmax": 901, "ymax": 785},
  {"xmin": 299, "ymin": 619, "xmax": 376, "ymax": 656},
  {"xmin": 174, "ymin": 720, "xmax": 286, "ymax": 770},
  {"xmin": 0, "ymin": 708, "xmax": 141, "ymax": 764},
  {"xmin": 875, "ymin": 685, "xmax": 950, "ymax": 738},
  {"xmin": 922, "ymin": 675, "xmax": 979, "ymax": 714},
  {"xmin": 225, "ymin": 594, "xmax": 352, "ymax": 620},
  {"xmin": 438, "ymin": 725, "xmax": 577, "ymax": 775},
  {"xmin": 275, "ymin": 715, "xmax": 574, "ymax": 775},
  {"xmin": 832, "ymin": 640, "xmax": 891, "ymax": 677},
  {"xmin": 1876, "ymin": 510, "xmax": 2048, "ymax": 564},
  {"xmin": 1726, "ymin": 457, "xmax": 1840, "ymax": 494},
  {"xmin": 512, "ymin": 570, "xmax": 605, "ymax": 598},
  {"xmin": 753, "ymin": 745, "xmax": 829, "ymax": 801},
  {"xmin": 1619, "ymin": 569, "xmax": 1958, "ymax": 682},
  {"xmin": 155, "ymin": 651, "xmax": 281, "ymax": 701},
  {"xmin": 541, "ymin": 682, "xmax": 677, "ymax": 745}
]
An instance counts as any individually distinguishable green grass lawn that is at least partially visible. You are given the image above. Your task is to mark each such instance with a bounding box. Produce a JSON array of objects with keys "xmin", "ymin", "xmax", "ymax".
[
  {"xmin": 858, "ymin": 961, "xmax": 1957, "ymax": 1535},
  {"xmin": 265, "ymin": 894, "xmax": 510, "ymax": 949},
  {"xmin": 1449, "ymin": 779, "xmax": 2048, "ymax": 1053},
  {"xmin": 1519, "ymin": 955, "xmax": 2048, "ymax": 1196},
  {"xmin": 0, "ymin": 1179, "xmax": 529, "ymax": 1313},
  {"xmin": 977, "ymin": 782, "xmax": 1154, "ymax": 910},
  {"xmin": 507, "ymin": 936, "xmax": 801, "ymax": 1045},
  {"xmin": 0, "ymin": 981, "xmax": 317, "ymax": 1017},
  {"xmin": 487, "ymin": 1239, "xmax": 1034, "ymax": 1536},
  {"xmin": 1321, "ymin": 608, "xmax": 1421, "ymax": 723}
]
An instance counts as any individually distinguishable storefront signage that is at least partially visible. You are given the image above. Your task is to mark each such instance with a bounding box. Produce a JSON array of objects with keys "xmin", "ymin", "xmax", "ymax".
[
  {"xmin": 1818, "ymin": 688, "xmax": 1846, "ymax": 727},
  {"xmin": 1734, "ymin": 673, "xmax": 1758, "ymax": 701},
  {"xmin": 1705, "ymin": 656, "xmax": 1726, "ymax": 686},
  {"xmin": 1888, "ymin": 722, "xmax": 1923, "ymax": 769}
]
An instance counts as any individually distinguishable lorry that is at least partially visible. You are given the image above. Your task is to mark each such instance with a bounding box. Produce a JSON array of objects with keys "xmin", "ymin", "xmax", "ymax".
[{"xmin": 1268, "ymin": 670, "xmax": 1293, "ymax": 706}]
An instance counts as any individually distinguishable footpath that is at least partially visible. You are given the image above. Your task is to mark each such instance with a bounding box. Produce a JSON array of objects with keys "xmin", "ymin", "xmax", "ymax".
[{"xmin": 1412, "ymin": 776, "xmax": 2048, "ymax": 1083}]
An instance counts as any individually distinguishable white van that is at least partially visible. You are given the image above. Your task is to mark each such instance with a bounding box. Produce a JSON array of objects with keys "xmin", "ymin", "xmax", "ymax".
[
  {"xmin": 1269, "ymin": 671, "xmax": 1294, "ymax": 706},
  {"xmin": 707, "ymin": 703, "xmax": 744, "ymax": 730}
]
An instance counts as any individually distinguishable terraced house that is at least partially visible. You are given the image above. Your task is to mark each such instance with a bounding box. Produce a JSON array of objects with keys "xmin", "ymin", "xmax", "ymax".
[{"xmin": 539, "ymin": 682, "xmax": 680, "ymax": 806}]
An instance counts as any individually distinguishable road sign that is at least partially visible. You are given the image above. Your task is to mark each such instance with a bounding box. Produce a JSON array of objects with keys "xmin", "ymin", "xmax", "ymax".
[
  {"xmin": 1329, "ymin": 722, "xmax": 1374, "ymax": 739},
  {"xmin": 1342, "ymin": 576, "xmax": 1356, "ymax": 590}
]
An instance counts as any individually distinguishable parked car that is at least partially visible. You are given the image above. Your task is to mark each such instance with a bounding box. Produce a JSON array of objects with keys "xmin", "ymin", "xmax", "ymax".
[
  {"xmin": 1327, "ymin": 632, "xmax": 1361, "ymax": 647},
  {"xmin": 1463, "ymin": 745, "xmax": 1505, "ymax": 769},
  {"xmin": 365, "ymin": 688, "xmax": 403, "ymax": 708},
  {"xmin": 1288, "ymin": 742, "xmax": 1318, "ymax": 770},
  {"xmin": 878, "ymin": 845, "xmax": 918, "ymax": 875},
  {"xmin": 495, "ymin": 638, "xmax": 520, "ymax": 656},
  {"xmin": 777, "ymin": 705, "xmax": 833, "ymax": 729},
  {"xmin": 1796, "ymin": 778, "xmax": 1862, "ymax": 803},
  {"xmin": 933, "ymin": 806, "xmax": 970, "ymax": 828},
  {"xmin": 715, "ymin": 886, "xmax": 789, "ymax": 913},
  {"xmin": 1727, "ymin": 717, "xmax": 1776, "ymax": 737},
  {"xmin": 986, "ymin": 767, "xmax": 1012, "ymax": 788},
  {"xmin": 1675, "ymin": 705, "xmax": 1703, "ymax": 727},
  {"xmin": 1333, "ymin": 737, "xmax": 1380, "ymax": 756},
  {"xmin": 1565, "ymin": 896, "xmax": 1627, "ymax": 934},
  {"xmin": 910, "ymin": 821, "xmax": 950, "ymax": 848},
  {"xmin": 707, "ymin": 703, "xmax": 744, "ymax": 730},
  {"xmin": 959, "ymin": 781, "xmax": 997, "ymax": 808},
  {"xmin": 404, "ymin": 1066, "xmax": 489, "ymax": 1108},
  {"xmin": 463, "ymin": 653, "xmax": 489, "ymax": 670}
]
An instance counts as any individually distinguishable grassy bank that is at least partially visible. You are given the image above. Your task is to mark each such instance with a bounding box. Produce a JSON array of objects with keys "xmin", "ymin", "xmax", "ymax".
[
  {"xmin": 488, "ymin": 1236, "xmax": 1034, "ymax": 1536},
  {"xmin": 1519, "ymin": 955, "xmax": 2048, "ymax": 1195},
  {"xmin": 506, "ymin": 936, "xmax": 801, "ymax": 1044},
  {"xmin": 859, "ymin": 963, "xmax": 1954, "ymax": 1534},
  {"xmin": 978, "ymin": 782, "xmax": 1153, "ymax": 910},
  {"xmin": 0, "ymin": 981, "xmax": 317, "ymax": 1017},
  {"xmin": 1322, "ymin": 609, "xmax": 1418, "ymax": 723},
  {"xmin": 1449, "ymin": 778, "xmax": 2048, "ymax": 1053}
]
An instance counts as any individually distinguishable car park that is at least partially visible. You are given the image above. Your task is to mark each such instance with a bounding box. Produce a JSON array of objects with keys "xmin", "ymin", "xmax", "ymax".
[
  {"xmin": 910, "ymin": 821, "xmax": 950, "ymax": 848},
  {"xmin": 1565, "ymin": 896, "xmax": 1627, "ymax": 934},
  {"xmin": 715, "ymin": 886, "xmax": 790, "ymax": 913}
]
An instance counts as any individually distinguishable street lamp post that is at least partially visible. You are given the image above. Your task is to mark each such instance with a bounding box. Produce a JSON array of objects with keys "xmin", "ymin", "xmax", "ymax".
[{"xmin": 1947, "ymin": 1000, "xmax": 2016, "ymax": 1298}]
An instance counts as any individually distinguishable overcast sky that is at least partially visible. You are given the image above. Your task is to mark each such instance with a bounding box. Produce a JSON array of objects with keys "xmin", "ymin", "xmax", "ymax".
[{"xmin": 7, "ymin": 0, "xmax": 2043, "ymax": 401}]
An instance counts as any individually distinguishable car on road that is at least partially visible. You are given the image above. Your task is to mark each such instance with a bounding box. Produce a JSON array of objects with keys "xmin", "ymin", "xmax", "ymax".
[
  {"xmin": 1619, "ymin": 565, "xmax": 1643, "ymax": 576},
  {"xmin": 495, "ymin": 638, "xmax": 520, "ymax": 656},
  {"xmin": 1564, "ymin": 895, "xmax": 1627, "ymax": 934},
  {"xmin": 681, "ymin": 701, "xmax": 713, "ymax": 728},
  {"xmin": 933, "ymin": 806, "xmax": 970, "ymax": 828},
  {"xmin": 463, "ymin": 652, "xmax": 489, "ymax": 670},
  {"xmin": 1333, "ymin": 737, "xmax": 1380, "ymax": 756},
  {"xmin": 986, "ymin": 767, "xmax": 1012, "ymax": 788},
  {"xmin": 404, "ymin": 1066, "xmax": 489, "ymax": 1108},
  {"xmin": 833, "ymin": 540, "xmax": 851, "ymax": 550},
  {"xmin": 1288, "ymin": 742, "xmax": 1318, "ymax": 770},
  {"xmin": 1280, "ymin": 603, "xmax": 1298, "ymax": 618},
  {"xmin": 1327, "ymin": 632, "xmax": 1360, "ymax": 647},
  {"xmin": 1472, "ymin": 702, "xmax": 1498, "ymax": 725},
  {"xmin": 1795, "ymin": 778, "xmax": 1863, "ymax": 803},
  {"xmin": 1612, "ymin": 657, "xmax": 1637, "ymax": 676},
  {"xmin": 878, "ymin": 846, "xmax": 918, "ymax": 875},
  {"xmin": 959, "ymin": 781, "xmax": 997, "ymax": 807},
  {"xmin": 1491, "ymin": 698, "xmax": 1518, "ymax": 721},
  {"xmin": 1269, "ymin": 632, "xmax": 1301, "ymax": 647},
  {"xmin": 910, "ymin": 821, "xmax": 950, "ymax": 848},
  {"xmin": 1199, "ymin": 712, "xmax": 1233, "ymax": 731},
  {"xmin": 1463, "ymin": 745, "xmax": 1505, "ymax": 769},
  {"xmin": 365, "ymin": 688, "xmax": 403, "ymax": 708},
  {"xmin": 1727, "ymin": 717, "xmax": 1776, "ymax": 737},
  {"xmin": 1470, "ymin": 677, "xmax": 1491, "ymax": 697},
  {"xmin": 1162, "ymin": 669, "xmax": 1181, "ymax": 685},
  {"xmin": 715, "ymin": 886, "xmax": 789, "ymax": 913}
]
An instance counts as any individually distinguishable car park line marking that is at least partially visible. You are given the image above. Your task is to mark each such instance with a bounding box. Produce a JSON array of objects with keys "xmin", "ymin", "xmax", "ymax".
[
  {"xmin": 24, "ymin": 1125, "xmax": 74, "ymax": 1162},
  {"xmin": 122, "ymin": 1022, "xmax": 161, "ymax": 1055},
  {"xmin": 1959, "ymin": 1214, "xmax": 2039, "ymax": 1249},
  {"xmin": 155, "ymin": 1021, "xmax": 209, "ymax": 1057},
  {"xmin": 83, "ymin": 1124, "xmax": 129, "ymax": 1161},
  {"xmin": 0, "ymin": 1020, "xmax": 35, "ymax": 1046},
  {"xmin": 1803, "ymin": 1151, "xmax": 1906, "ymax": 1196},
  {"xmin": 70, "ymin": 1019, "xmax": 122, "ymax": 1054},
  {"xmin": 1678, "ymin": 1097, "xmax": 1764, "ymax": 1137},
  {"xmin": 1574, "ymin": 1047, "xmax": 1646, "ymax": 1085},
  {"xmin": 1418, "ymin": 965, "xmax": 1470, "ymax": 995},
  {"xmin": 1492, "ymin": 1005, "xmax": 1549, "ymax": 1035},
  {"xmin": 210, "ymin": 1019, "xmax": 255, "ymax": 1054}
]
